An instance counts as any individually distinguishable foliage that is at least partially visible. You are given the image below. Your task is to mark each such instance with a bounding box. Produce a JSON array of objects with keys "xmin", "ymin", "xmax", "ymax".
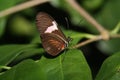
[{"xmin": 0, "ymin": 0, "xmax": 120, "ymax": 80}]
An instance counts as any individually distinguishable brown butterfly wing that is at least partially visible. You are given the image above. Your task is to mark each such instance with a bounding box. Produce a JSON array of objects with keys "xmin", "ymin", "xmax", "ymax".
[
  {"xmin": 36, "ymin": 12, "xmax": 67, "ymax": 41},
  {"xmin": 41, "ymin": 33, "xmax": 66, "ymax": 56}
]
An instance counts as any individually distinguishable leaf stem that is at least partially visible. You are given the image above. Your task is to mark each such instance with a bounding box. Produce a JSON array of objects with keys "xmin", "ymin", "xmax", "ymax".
[
  {"xmin": 72, "ymin": 36, "xmax": 102, "ymax": 48},
  {"xmin": 71, "ymin": 34, "xmax": 120, "ymax": 49},
  {"xmin": 0, "ymin": 66, "xmax": 11, "ymax": 70},
  {"xmin": 110, "ymin": 34, "xmax": 120, "ymax": 38},
  {"xmin": 111, "ymin": 22, "xmax": 120, "ymax": 34}
]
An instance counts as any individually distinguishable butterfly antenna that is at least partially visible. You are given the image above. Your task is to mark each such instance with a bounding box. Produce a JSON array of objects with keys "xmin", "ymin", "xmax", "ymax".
[
  {"xmin": 65, "ymin": 17, "xmax": 69, "ymax": 29},
  {"xmin": 65, "ymin": 17, "xmax": 73, "ymax": 42}
]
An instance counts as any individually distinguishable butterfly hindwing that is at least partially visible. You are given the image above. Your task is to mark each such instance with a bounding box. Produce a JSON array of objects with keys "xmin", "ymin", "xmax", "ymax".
[{"xmin": 41, "ymin": 33, "xmax": 66, "ymax": 56}]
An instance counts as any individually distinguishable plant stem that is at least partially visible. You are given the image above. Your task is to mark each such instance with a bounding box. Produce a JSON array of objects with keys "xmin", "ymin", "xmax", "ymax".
[
  {"xmin": 111, "ymin": 34, "xmax": 120, "ymax": 38},
  {"xmin": 66, "ymin": 0, "xmax": 109, "ymax": 40},
  {"xmin": 72, "ymin": 36, "xmax": 102, "ymax": 48},
  {"xmin": 71, "ymin": 33, "xmax": 120, "ymax": 49},
  {"xmin": 0, "ymin": 0, "xmax": 49, "ymax": 17}
]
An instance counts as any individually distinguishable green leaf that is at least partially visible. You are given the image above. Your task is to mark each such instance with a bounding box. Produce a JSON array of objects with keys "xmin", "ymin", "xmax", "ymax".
[
  {"xmin": 0, "ymin": 59, "xmax": 46, "ymax": 80},
  {"xmin": 37, "ymin": 49, "xmax": 92, "ymax": 80},
  {"xmin": 9, "ymin": 15, "xmax": 36, "ymax": 37},
  {"xmin": 0, "ymin": 18, "xmax": 6, "ymax": 37},
  {"xmin": 82, "ymin": 0, "xmax": 104, "ymax": 10},
  {"xmin": 0, "ymin": 49, "xmax": 92, "ymax": 80},
  {"xmin": 0, "ymin": 0, "xmax": 26, "ymax": 37},
  {"xmin": 95, "ymin": 52, "xmax": 120, "ymax": 80},
  {"xmin": 0, "ymin": 0, "xmax": 25, "ymax": 11},
  {"xmin": 96, "ymin": 0, "xmax": 120, "ymax": 30},
  {"xmin": 98, "ymin": 39, "xmax": 120, "ymax": 55},
  {"xmin": 0, "ymin": 44, "xmax": 38, "ymax": 66},
  {"xmin": 31, "ymin": 35, "xmax": 41, "ymax": 44},
  {"xmin": 13, "ymin": 46, "xmax": 44, "ymax": 63},
  {"xmin": 0, "ymin": 0, "xmax": 16, "ymax": 11}
]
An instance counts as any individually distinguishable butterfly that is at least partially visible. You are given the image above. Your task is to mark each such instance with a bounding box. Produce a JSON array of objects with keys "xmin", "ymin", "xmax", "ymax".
[{"xmin": 36, "ymin": 12, "xmax": 71, "ymax": 56}]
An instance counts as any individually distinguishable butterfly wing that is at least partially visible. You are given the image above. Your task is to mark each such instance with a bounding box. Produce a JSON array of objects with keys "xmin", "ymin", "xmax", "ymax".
[
  {"xmin": 41, "ymin": 33, "xmax": 66, "ymax": 56},
  {"xmin": 36, "ymin": 12, "xmax": 67, "ymax": 40},
  {"xmin": 36, "ymin": 12, "xmax": 68, "ymax": 56}
]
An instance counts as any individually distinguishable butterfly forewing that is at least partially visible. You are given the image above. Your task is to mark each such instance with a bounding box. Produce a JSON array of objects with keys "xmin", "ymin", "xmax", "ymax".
[
  {"xmin": 36, "ymin": 12, "xmax": 68, "ymax": 56},
  {"xmin": 36, "ymin": 12, "xmax": 67, "ymax": 40},
  {"xmin": 36, "ymin": 12, "xmax": 54, "ymax": 34}
]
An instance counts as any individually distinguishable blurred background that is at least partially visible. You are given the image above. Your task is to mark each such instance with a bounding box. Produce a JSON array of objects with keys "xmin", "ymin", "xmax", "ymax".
[{"xmin": 0, "ymin": 0, "xmax": 120, "ymax": 78}]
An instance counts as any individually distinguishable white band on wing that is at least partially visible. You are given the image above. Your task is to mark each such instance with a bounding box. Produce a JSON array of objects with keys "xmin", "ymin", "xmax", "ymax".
[{"xmin": 45, "ymin": 21, "xmax": 58, "ymax": 33}]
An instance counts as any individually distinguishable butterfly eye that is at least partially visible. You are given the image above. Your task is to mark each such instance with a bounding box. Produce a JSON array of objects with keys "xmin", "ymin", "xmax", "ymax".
[
  {"xmin": 65, "ymin": 43, "xmax": 68, "ymax": 48},
  {"xmin": 67, "ymin": 37, "xmax": 72, "ymax": 43}
]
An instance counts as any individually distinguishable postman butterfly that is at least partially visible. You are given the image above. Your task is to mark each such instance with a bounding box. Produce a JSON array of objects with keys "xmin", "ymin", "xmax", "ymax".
[{"xmin": 36, "ymin": 12, "xmax": 71, "ymax": 56}]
